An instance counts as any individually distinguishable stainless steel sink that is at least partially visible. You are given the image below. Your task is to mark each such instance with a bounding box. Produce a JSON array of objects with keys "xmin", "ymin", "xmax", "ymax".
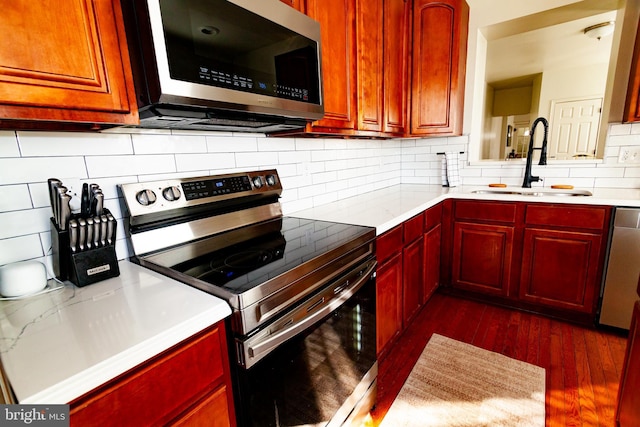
[{"xmin": 470, "ymin": 189, "xmax": 592, "ymax": 197}]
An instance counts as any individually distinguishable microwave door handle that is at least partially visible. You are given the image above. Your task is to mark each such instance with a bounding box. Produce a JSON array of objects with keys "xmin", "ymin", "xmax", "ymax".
[{"xmin": 245, "ymin": 261, "xmax": 376, "ymax": 367}]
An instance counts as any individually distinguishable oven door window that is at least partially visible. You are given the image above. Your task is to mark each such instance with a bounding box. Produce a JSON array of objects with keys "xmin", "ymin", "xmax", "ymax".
[
  {"xmin": 158, "ymin": 0, "xmax": 321, "ymax": 104},
  {"xmin": 232, "ymin": 278, "xmax": 376, "ymax": 427}
]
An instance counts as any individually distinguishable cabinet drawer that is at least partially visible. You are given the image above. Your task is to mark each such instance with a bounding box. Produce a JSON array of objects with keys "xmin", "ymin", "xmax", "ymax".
[
  {"xmin": 70, "ymin": 324, "xmax": 227, "ymax": 426},
  {"xmin": 172, "ymin": 384, "xmax": 232, "ymax": 427},
  {"xmin": 377, "ymin": 225, "xmax": 403, "ymax": 263},
  {"xmin": 425, "ymin": 203, "xmax": 442, "ymax": 230},
  {"xmin": 454, "ymin": 200, "xmax": 517, "ymax": 223},
  {"xmin": 525, "ymin": 204, "xmax": 609, "ymax": 231},
  {"xmin": 404, "ymin": 213, "xmax": 425, "ymax": 243}
]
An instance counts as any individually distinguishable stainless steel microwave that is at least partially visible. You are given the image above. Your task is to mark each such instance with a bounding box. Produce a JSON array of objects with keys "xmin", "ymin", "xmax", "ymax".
[{"xmin": 121, "ymin": 0, "xmax": 323, "ymax": 132}]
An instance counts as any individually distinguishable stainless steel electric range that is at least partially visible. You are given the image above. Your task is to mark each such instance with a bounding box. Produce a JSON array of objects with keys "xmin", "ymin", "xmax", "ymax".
[{"xmin": 120, "ymin": 169, "xmax": 377, "ymax": 427}]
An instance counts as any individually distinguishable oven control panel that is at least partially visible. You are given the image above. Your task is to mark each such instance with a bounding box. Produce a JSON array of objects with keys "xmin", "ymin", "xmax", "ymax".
[{"xmin": 120, "ymin": 169, "xmax": 282, "ymax": 219}]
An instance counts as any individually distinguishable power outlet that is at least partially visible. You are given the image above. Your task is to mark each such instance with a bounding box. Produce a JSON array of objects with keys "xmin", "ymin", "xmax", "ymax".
[{"xmin": 618, "ymin": 147, "xmax": 640, "ymax": 164}]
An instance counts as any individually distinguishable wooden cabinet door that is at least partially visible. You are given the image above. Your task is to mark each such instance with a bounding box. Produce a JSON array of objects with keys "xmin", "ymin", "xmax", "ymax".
[
  {"xmin": 356, "ymin": 0, "xmax": 384, "ymax": 132},
  {"xmin": 519, "ymin": 228, "xmax": 602, "ymax": 314},
  {"xmin": 617, "ymin": 300, "xmax": 640, "ymax": 426},
  {"xmin": 403, "ymin": 236, "xmax": 424, "ymax": 326},
  {"xmin": 0, "ymin": 0, "xmax": 138, "ymax": 127},
  {"xmin": 423, "ymin": 223, "xmax": 441, "ymax": 304},
  {"xmin": 383, "ymin": 0, "xmax": 410, "ymax": 135},
  {"xmin": 377, "ymin": 253, "xmax": 403, "ymax": 357},
  {"xmin": 172, "ymin": 385, "xmax": 232, "ymax": 427},
  {"xmin": 70, "ymin": 324, "xmax": 235, "ymax": 426},
  {"xmin": 279, "ymin": 0, "xmax": 305, "ymax": 12},
  {"xmin": 306, "ymin": 0, "xmax": 357, "ymax": 130},
  {"xmin": 410, "ymin": 0, "xmax": 468, "ymax": 135},
  {"xmin": 624, "ymin": 17, "xmax": 640, "ymax": 122},
  {"xmin": 451, "ymin": 221, "xmax": 514, "ymax": 296}
]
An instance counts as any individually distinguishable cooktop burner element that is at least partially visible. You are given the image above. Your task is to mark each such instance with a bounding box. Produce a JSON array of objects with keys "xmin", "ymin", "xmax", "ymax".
[{"xmin": 176, "ymin": 228, "xmax": 286, "ymax": 286}]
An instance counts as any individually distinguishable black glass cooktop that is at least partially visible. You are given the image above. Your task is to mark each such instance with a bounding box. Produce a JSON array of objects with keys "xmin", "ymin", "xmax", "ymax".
[{"xmin": 159, "ymin": 217, "xmax": 375, "ymax": 295}]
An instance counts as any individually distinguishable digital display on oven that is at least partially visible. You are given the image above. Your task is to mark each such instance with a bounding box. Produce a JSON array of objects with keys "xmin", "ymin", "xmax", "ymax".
[{"xmin": 182, "ymin": 176, "xmax": 252, "ymax": 200}]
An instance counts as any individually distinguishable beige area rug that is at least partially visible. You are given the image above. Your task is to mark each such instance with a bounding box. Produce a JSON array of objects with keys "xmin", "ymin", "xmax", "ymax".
[{"xmin": 379, "ymin": 334, "xmax": 545, "ymax": 427}]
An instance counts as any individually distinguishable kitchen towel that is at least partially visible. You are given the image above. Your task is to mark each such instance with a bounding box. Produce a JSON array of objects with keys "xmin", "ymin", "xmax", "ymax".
[{"xmin": 441, "ymin": 152, "xmax": 460, "ymax": 187}]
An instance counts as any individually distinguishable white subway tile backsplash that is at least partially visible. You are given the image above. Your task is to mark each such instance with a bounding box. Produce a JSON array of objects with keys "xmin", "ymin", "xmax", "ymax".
[
  {"xmin": 595, "ymin": 177, "xmax": 640, "ymax": 188},
  {"xmin": 235, "ymin": 151, "xmax": 279, "ymax": 168},
  {"xmin": 207, "ymin": 135, "xmax": 258, "ymax": 152},
  {"xmin": 624, "ymin": 167, "xmax": 640, "ymax": 177},
  {"xmin": 0, "ymin": 185, "xmax": 33, "ymax": 212},
  {"xmin": 0, "ymin": 127, "xmax": 639, "ymax": 270},
  {"xmin": 569, "ymin": 167, "xmax": 624, "ymax": 178},
  {"xmin": 258, "ymin": 137, "xmax": 295, "ymax": 152},
  {"xmin": 174, "ymin": 152, "xmax": 236, "ymax": 171},
  {"xmin": 0, "ymin": 235, "xmax": 44, "ymax": 265},
  {"xmin": 0, "ymin": 157, "xmax": 88, "ymax": 185},
  {"xmin": 28, "ymin": 183, "xmax": 51, "ymax": 208},
  {"xmin": 606, "ymin": 134, "xmax": 640, "ymax": 146},
  {"xmin": 278, "ymin": 150, "xmax": 311, "ymax": 164},
  {"xmin": 86, "ymin": 154, "xmax": 176, "ymax": 178},
  {"xmin": 0, "ymin": 131, "xmax": 19, "ymax": 157},
  {"xmin": 324, "ymin": 139, "xmax": 348, "ymax": 150},
  {"xmin": 18, "ymin": 132, "xmax": 133, "ymax": 156},
  {"xmin": 295, "ymin": 138, "xmax": 324, "ymax": 151},
  {"xmin": 0, "ymin": 207, "xmax": 51, "ymax": 239},
  {"xmin": 608, "ymin": 123, "xmax": 632, "ymax": 135},
  {"xmin": 132, "ymin": 134, "xmax": 207, "ymax": 154}
]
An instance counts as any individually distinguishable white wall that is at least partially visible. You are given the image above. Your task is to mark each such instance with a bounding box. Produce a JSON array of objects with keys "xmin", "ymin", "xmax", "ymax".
[
  {"xmin": 537, "ymin": 62, "xmax": 609, "ymax": 119},
  {"xmin": 1, "ymin": 126, "xmax": 639, "ymax": 277}
]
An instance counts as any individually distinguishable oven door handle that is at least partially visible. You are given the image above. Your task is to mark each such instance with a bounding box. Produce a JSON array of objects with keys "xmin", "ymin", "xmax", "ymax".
[{"xmin": 243, "ymin": 260, "xmax": 376, "ymax": 368}]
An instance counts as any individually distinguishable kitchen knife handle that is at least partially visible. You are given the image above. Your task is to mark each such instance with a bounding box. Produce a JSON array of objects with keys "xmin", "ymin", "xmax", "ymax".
[
  {"xmin": 93, "ymin": 216, "xmax": 101, "ymax": 248},
  {"xmin": 69, "ymin": 220, "xmax": 79, "ymax": 253},
  {"xmin": 94, "ymin": 191, "xmax": 104, "ymax": 217},
  {"xmin": 59, "ymin": 194, "xmax": 72, "ymax": 231},
  {"xmin": 86, "ymin": 217, "xmax": 94, "ymax": 250},
  {"xmin": 100, "ymin": 215, "xmax": 108, "ymax": 247},
  {"xmin": 81, "ymin": 183, "xmax": 90, "ymax": 217},
  {"xmin": 48, "ymin": 178, "xmax": 61, "ymax": 224},
  {"xmin": 106, "ymin": 213, "xmax": 116, "ymax": 246},
  {"xmin": 55, "ymin": 186, "xmax": 67, "ymax": 229},
  {"xmin": 78, "ymin": 218, "xmax": 87, "ymax": 252}
]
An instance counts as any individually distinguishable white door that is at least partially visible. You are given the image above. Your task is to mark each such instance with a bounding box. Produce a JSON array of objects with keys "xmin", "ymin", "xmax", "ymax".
[{"xmin": 549, "ymin": 98, "xmax": 602, "ymax": 160}]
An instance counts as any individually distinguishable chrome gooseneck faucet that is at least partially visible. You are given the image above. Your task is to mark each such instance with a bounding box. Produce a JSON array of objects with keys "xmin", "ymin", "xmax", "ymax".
[{"xmin": 522, "ymin": 117, "xmax": 549, "ymax": 188}]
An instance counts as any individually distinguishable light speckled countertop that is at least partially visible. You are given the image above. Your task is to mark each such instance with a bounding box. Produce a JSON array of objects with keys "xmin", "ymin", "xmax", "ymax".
[
  {"xmin": 292, "ymin": 184, "xmax": 640, "ymax": 234},
  {"xmin": 2, "ymin": 183, "xmax": 638, "ymax": 405},
  {"xmin": 0, "ymin": 261, "xmax": 230, "ymax": 404}
]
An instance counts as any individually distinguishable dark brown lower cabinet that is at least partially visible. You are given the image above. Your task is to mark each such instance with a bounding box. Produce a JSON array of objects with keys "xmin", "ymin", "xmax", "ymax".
[
  {"xmin": 70, "ymin": 323, "xmax": 235, "ymax": 426},
  {"xmin": 422, "ymin": 223, "xmax": 441, "ymax": 304},
  {"xmin": 519, "ymin": 228, "xmax": 602, "ymax": 314},
  {"xmin": 451, "ymin": 221, "xmax": 514, "ymax": 297},
  {"xmin": 376, "ymin": 206, "xmax": 444, "ymax": 358},
  {"xmin": 445, "ymin": 200, "xmax": 611, "ymax": 323},
  {"xmin": 402, "ymin": 235, "xmax": 424, "ymax": 326},
  {"xmin": 376, "ymin": 252, "xmax": 403, "ymax": 357}
]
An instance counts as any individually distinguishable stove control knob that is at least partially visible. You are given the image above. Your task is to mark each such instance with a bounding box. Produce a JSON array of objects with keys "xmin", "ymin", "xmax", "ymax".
[
  {"xmin": 265, "ymin": 174, "xmax": 278, "ymax": 186},
  {"xmin": 252, "ymin": 176, "xmax": 263, "ymax": 189},
  {"xmin": 162, "ymin": 186, "xmax": 182, "ymax": 202},
  {"xmin": 136, "ymin": 189, "xmax": 157, "ymax": 206}
]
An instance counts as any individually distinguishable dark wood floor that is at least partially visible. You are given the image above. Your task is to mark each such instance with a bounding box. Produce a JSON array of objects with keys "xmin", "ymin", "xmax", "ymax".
[{"xmin": 368, "ymin": 293, "xmax": 628, "ymax": 427}]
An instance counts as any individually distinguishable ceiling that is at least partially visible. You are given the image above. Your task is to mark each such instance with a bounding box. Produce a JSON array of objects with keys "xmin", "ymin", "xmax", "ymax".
[{"xmin": 470, "ymin": 0, "xmax": 619, "ymax": 84}]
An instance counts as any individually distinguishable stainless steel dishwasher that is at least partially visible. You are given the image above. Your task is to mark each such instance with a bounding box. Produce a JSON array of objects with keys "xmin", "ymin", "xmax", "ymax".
[{"xmin": 599, "ymin": 207, "xmax": 640, "ymax": 329}]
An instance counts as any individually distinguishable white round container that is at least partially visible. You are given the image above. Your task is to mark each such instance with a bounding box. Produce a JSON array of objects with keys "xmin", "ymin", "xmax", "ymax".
[{"xmin": 0, "ymin": 261, "xmax": 47, "ymax": 297}]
